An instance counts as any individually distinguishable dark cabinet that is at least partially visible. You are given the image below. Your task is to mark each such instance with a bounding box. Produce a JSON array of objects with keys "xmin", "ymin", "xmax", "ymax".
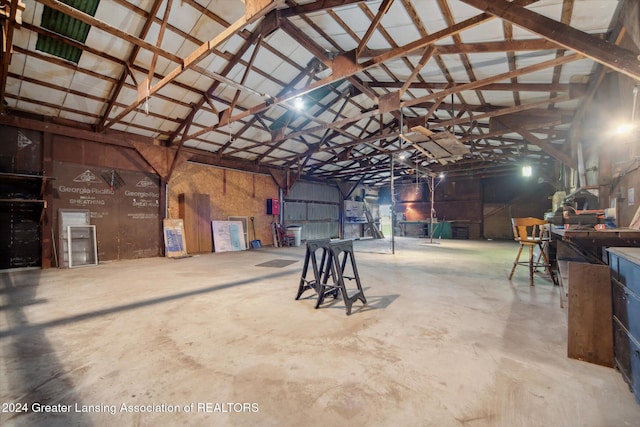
[
  {"xmin": 0, "ymin": 172, "xmax": 48, "ymax": 269},
  {"xmin": 607, "ymin": 247, "xmax": 640, "ymax": 405}
]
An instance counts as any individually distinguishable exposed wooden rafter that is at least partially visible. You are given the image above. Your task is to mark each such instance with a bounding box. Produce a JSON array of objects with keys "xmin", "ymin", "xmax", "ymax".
[
  {"xmin": 0, "ymin": 0, "xmax": 632, "ymax": 186},
  {"xmin": 459, "ymin": 0, "xmax": 640, "ymax": 81}
]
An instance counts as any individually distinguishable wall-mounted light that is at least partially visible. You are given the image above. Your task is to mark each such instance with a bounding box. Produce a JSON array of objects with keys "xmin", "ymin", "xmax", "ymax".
[
  {"xmin": 522, "ymin": 165, "xmax": 532, "ymax": 177},
  {"xmin": 614, "ymin": 122, "xmax": 638, "ymax": 135},
  {"xmin": 439, "ymin": 172, "xmax": 445, "ymax": 179},
  {"xmin": 613, "ymin": 85, "xmax": 640, "ymax": 136}
]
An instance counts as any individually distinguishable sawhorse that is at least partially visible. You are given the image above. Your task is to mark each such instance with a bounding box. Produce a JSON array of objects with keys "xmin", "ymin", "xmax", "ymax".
[
  {"xmin": 324, "ymin": 240, "xmax": 367, "ymax": 315},
  {"xmin": 296, "ymin": 239, "xmax": 367, "ymax": 315},
  {"xmin": 296, "ymin": 239, "xmax": 337, "ymax": 307}
]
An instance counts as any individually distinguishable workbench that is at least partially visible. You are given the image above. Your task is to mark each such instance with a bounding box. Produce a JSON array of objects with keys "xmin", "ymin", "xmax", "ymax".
[
  {"xmin": 550, "ymin": 226, "xmax": 640, "ymax": 369},
  {"xmin": 398, "ymin": 220, "xmax": 451, "ymax": 238},
  {"xmin": 552, "ymin": 227, "xmax": 640, "ymax": 263}
]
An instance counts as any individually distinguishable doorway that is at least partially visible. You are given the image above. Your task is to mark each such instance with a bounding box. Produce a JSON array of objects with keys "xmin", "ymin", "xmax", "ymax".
[{"xmin": 379, "ymin": 204, "xmax": 392, "ymax": 237}]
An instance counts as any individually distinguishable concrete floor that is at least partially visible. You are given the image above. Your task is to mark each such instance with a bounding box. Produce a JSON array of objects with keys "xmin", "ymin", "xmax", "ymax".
[{"xmin": 1, "ymin": 238, "xmax": 639, "ymax": 427}]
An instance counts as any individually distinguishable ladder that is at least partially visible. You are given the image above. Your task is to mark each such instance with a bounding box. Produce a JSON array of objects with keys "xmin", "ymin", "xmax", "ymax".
[{"xmin": 363, "ymin": 200, "xmax": 384, "ymax": 239}]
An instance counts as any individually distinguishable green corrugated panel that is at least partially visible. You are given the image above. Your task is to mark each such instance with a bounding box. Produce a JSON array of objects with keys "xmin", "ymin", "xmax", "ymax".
[{"xmin": 36, "ymin": 0, "xmax": 100, "ymax": 63}]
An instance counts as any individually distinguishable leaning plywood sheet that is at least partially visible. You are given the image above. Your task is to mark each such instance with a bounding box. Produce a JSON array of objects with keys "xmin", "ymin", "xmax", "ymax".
[
  {"xmin": 163, "ymin": 219, "xmax": 188, "ymax": 258},
  {"xmin": 567, "ymin": 262, "xmax": 613, "ymax": 367},
  {"xmin": 212, "ymin": 220, "xmax": 247, "ymax": 252}
]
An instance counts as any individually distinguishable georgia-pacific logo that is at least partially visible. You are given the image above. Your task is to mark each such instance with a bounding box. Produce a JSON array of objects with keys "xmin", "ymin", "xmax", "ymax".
[
  {"xmin": 136, "ymin": 177, "xmax": 155, "ymax": 188},
  {"xmin": 73, "ymin": 170, "xmax": 101, "ymax": 184},
  {"xmin": 17, "ymin": 131, "xmax": 33, "ymax": 149}
]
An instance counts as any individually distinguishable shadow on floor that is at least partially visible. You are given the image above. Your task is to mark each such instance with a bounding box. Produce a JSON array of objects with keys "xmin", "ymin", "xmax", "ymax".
[{"xmin": 1, "ymin": 272, "xmax": 92, "ymax": 427}]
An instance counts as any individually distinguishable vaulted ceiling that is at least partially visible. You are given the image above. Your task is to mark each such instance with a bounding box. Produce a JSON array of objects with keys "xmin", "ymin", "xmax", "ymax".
[{"xmin": 1, "ymin": 0, "xmax": 639, "ymax": 186}]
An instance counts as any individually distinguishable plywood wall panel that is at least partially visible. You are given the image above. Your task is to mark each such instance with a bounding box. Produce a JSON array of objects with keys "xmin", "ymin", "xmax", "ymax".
[
  {"xmin": 483, "ymin": 204, "xmax": 513, "ymax": 240},
  {"xmin": 0, "ymin": 125, "xmax": 42, "ymax": 174},
  {"xmin": 178, "ymin": 193, "xmax": 212, "ymax": 253},
  {"xmin": 168, "ymin": 162, "xmax": 279, "ymax": 246},
  {"xmin": 52, "ymin": 162, "xmax": 161, "ymax": 262},
  {"xmin": 52, "ymin": 136, "xmax": 155, "ymax": 173}
]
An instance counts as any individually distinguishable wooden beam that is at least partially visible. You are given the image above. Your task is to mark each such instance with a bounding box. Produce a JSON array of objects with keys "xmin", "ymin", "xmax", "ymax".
[
  {"xmin": 187, "ymin": 30, "xmax": 263, "ymax": 149},
  {"xmin": 268, "ymin": 168, "xmax": 287, "ymax": 190},
  {"xmin": 489, "ymin": 109, "xmax": 572, "ymax": 132},
  {"xmin": 244, "ymin": 0, "xmax": 275, "ymax": 20},
  {"xmin": 146, "ymin": 0, "xmax": 173, "ymax": 90},
  {"xmin": 130, "ymin": 142, "xmax": 175, "ymax": 179},
  {"xmin": 361, "ymin": 38, "xmax": 560, "ymax": 57},
  {"xmin": 104, "ymin": 1, "xmax": 275, "ymax": 130},
  {"xmin": 399, "ymin": 45, "xmax": 436, "ymax": 97},
  {"xmin": 279, "ymin": 0, "xmax": 370, "ymax": 18},
  {"xmin": 35, "ymin": 0, "xmax": 182, "ymax": 63},
  {"xmin": 403, "ymin": 53, "xmax": 580, "ymax": 110},
  {"xmin": 0, "ymin": 111, "xmax": 287, "ymax": 180},
  {"xmin": 355, "ymin": 0, "xmax": 394, "ymax": 57},
  {"xmin": 360, "ymin": 12, "xmax": 493, "ymax": 67},
  {"xmin": 0, "ymin": 0, "xmax": 22, "ymax": 109},
  {"xmin": 185, "ymin": 11, "xmax": 495, "ymax": 141},
  {"xmin": 268, "ymin": 54, "xmax": 578, "ymax": 147},
  {"xmin": 436, "ymin": 94, "xmax": 571, "ymax": 129},
  {"xmin": 0, "ymin": 112, "xmax": 189, "ymax": 179},
  {"xmin": 97, "ymin": 0, "xmax": 178, "ymax": 131},
  {"xmin": 379, "ymin": 91, "xmax": 401, "ymax": 115},
  {"xmin": 373, "ymin": 82, "xmax": 581, "ymax": 94},
  {"xmin": 515, "ymin": 128, "xmax": 575, "ymax": 169},
  {"xmin": 167, "ymin": 105, "xmax": 198, "ymax": 181},
  {"xmin": 568, "ymin": 20, "xmax": 627, "ymax": 169},
  {"xmin": 459, "ymin": 0, "xmax": 640, "ymax": 81},
  {"xmin": 0, "ymin": 114, "xmax": 154, "ymax": 147},
  {"xmin": 177, "ymin": 150, "xmax": 282, "ymax": 176}
]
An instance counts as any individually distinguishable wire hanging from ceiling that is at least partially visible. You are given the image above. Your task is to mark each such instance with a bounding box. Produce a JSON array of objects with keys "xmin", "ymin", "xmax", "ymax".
[
  {"xmin": 451, "ymin": 92, "xmax": 454, "ymax": 135},
  {"xmin": 144, "ymin": 82, "xmax": 150, "ymax": 116},
  {"xmin": 416, "ymin": 157, "xmax": 420, "ymax": 193},
  {"xmin": 399, "ymin": 105, "xmax": 405, "ymax": 159}
]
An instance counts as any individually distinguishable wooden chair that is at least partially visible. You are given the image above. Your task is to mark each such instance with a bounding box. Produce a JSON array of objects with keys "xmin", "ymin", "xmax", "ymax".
[
  {"xmin": 275, "ymin": 223, "xmax": 296, "ymax": 247},
  {"xmin": 509, "ymin": 217, "xmax": 555, "ymax": 286}
]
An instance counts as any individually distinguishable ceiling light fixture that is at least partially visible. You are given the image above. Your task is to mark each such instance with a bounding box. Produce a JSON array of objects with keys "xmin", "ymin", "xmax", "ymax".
[{"xmin": 294, "ymin": 97, "xmax": 304, "ymax": 111}]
